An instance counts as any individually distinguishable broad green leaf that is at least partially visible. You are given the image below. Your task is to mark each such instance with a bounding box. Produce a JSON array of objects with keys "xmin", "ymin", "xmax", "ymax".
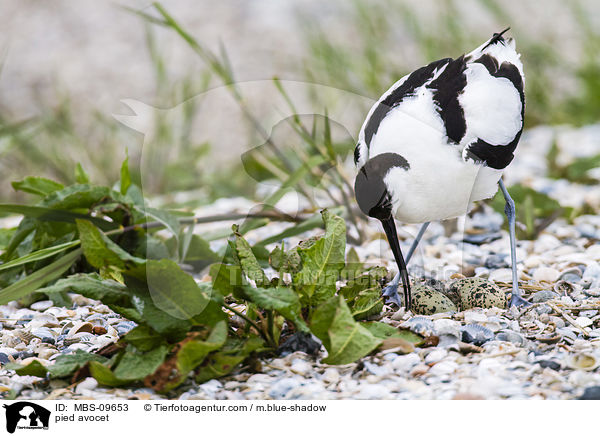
[
  {"xmin": 114, "ymin": 345, "xmax": 169, "ymax": 380},
  {"xmin": 74, "ymin": 163, "xmax": 90, "ymax": 184},
  {"xmin": 11, "ymin": 177, "xmax": 64, "ymax": 197},
  {"xmin": 120, "ymin": 154, "xmax": 132, "ymax": 195},
  {"xmin": 48, "ymin": 350, "xmax": 108, "ymax": 378},
  {"xmin": 41, "ymin": 184, "xmax": 117, "ymax": 210},
  {"xmin": 88, "ymin": 361, "xmax": 129, "ymax": 387},
  {"xmin": 123, "ymin": 325, "xmax": 166, "ymax": 352},
  {"xmin": 0, "ymin": 249, "xmax": 82, "ymax": 305},
  {"xmin": 350, "ymin": 288, "xmax": 383, "ymax": 320},
  {"xmin": 195, "ymin": 336, "xmax": 265, "ymax": 383},
  {"xmin": 125, "ymin": 275, "xmax": 192, "ymax": 340},
  {"xmin": 76, "ymin": 219, "xmax": 144, "ymax": 269},
  {"xmin": 310, "ymin": 295, "xmax": 381, "ymax": 365},
  {"xmin": 269, "ymin": 244, "xmax": 301, "ymax": 274},
  {"xmin": 166, "ymin": 321, "xmax": 228, "ymax": 390},
  {"xmin": 144, "ymin": 259, "xmax": 215, "ymax": 320},
  {"xmin": 167, "ymin": 234, "xmax": 219, "ymax": 269},
  {"xmin": 244, "ymin": 286, "xmax": 309, "ymax": 332},
  {"xmin": 362, "ymin": 322, "xmax": 423, "ymax": 343},
  {"xmin": 0, "ymin": 240, "xmax": 80, "ymax": 272},
  {"xmin": 37, "ymin": 273, "xmax": 131, "ymax": 306},
  {"xmin": 294, "ymin": 210, "xmax": 346, "ymax": 304},
  {"xmin": 232, "ymin": 226, "xmax": 269, "ymax": 287},
  {"xmin": 209, "ymin": 263, "xmax": 244, "ymax": 296},
  {"xmin": 5, "ymin": 360, "xmax": 48, "ymax": 377}
]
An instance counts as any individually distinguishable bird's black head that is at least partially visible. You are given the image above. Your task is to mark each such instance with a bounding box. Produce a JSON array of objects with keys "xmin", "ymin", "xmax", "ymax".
[{"xmin": 354, "ymin": 152, "xmax": 409, "ymax": 221}]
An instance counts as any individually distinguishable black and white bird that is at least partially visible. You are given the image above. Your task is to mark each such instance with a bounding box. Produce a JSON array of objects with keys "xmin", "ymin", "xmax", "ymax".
[{"xmin": 353, "ymin": 28, "xmax": 527, "ymax": 310}]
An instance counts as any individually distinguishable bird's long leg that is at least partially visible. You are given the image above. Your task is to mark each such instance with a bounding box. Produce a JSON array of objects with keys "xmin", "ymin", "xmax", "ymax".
[
  {"xmin": 498, "ymin": 179, "xmax": 530, "ymax": 307},
  {"xmin": 406, "ymin": 221, "xmax": 430, "ymax": 264},
  {"xmin": 380, "ymin": 220, "xmax": 429, "ymax": 308}
]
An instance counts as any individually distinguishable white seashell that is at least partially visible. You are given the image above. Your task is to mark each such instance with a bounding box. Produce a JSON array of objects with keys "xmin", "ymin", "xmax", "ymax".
[
  {"xmin": 488, "ymin": 268, "xmax": 513, "ymax": 283},
  {"xmin": 566, "ymin": 352, "xmax": 599, "ymax": 371},
  {"xmin": 68, "ymin": 322, "xmax": 93, "ymax": 336},
  {"xmin": 533, "ymin": 267, "xmax": 560, "ymax": 283},
  {"xmin": 433, "ymin": 319, "xmax": 461, "ymax": 337},
  {"xmin": 575, "ymin": 317, "xmax": 593, "ymax": 328},
  {"xmin": 30, "ymin": 300, "xmax": 54, "ymax": 311},
  {"xmin": 425, "ymin": 349, "xmax": 447, "ymax": 364}
]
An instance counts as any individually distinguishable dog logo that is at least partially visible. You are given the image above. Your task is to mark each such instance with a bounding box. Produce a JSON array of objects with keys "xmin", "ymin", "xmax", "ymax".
[{"xmin": 3, "ymin": 402, "xmax": 50, "ymax": 433}]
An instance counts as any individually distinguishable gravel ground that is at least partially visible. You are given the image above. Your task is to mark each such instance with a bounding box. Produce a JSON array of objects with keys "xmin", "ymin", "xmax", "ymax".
[{"xmin": 1, "ymin": 123, "xmax": 599, "ymax": 400}]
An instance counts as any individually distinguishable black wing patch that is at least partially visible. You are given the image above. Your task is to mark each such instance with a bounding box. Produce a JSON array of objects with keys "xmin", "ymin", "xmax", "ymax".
[
  {"xmin": 466, "ymin": 54, "xmax": 525, "ymax": 170},
  {"xmin": 363, "ymin": 58, "xmax": 451, "ymax": 148},
  {"xmin": 353, "ymin": 144, "xmax": 361, "ymax": 165},
  {"xmin": 427, "ymin": 55, "xmax": 468, "ymax": 144}
]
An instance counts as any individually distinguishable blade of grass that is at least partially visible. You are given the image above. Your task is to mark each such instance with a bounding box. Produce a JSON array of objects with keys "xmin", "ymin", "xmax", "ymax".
[
  {"xmin": 0, "ymin": 240, "xmax": 80, "ymax": 272},
  {"xmin": 0, "ymin": 248, "xmax": 82, "ymax": 304}
]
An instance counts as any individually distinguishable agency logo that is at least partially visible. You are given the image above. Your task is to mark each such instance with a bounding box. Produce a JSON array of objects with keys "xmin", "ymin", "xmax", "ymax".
[{"xmin": 3, "ymin": 402, "xmax": 50, "ymax": 433}]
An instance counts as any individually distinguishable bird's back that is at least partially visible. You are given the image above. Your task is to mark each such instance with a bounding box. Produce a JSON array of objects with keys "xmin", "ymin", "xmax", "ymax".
[{"xmin": 354, "ymin": 30, "xmax": 525, "ymax": 223}]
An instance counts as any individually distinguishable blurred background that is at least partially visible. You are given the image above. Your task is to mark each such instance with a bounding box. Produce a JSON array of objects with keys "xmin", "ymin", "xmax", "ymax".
[{"xmin": 0, "ymin": 0, "xmax": 598, "ymax": 216}]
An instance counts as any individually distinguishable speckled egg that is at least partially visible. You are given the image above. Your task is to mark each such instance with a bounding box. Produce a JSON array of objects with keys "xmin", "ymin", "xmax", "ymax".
[
  {"xmin": 411, "ymin": 284, "xmax": 458, "ymax": 315},
  {"xmin": 452, "ymin": 277, "xmax": 507, "ymax": 310}
]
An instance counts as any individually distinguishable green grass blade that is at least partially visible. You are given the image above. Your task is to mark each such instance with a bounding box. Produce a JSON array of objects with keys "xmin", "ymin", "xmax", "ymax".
[
  {"xmin": 0, "ymin": 240, "xmax": 80, "ymax": 272},
  {"xmin": 0, "ymin": 248, "xmax": 82, "ymax": 304}
]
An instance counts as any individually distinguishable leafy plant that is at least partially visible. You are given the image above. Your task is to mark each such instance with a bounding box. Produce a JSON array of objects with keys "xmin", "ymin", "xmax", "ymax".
[{"xmin": 1, "ymin": 160, "xmax": 420, "ymax": 393}]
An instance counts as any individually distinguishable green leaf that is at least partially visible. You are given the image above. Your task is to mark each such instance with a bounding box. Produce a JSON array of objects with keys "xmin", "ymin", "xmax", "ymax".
[
  {"xmin": 165, "ymin": 321, "xmax": 228, "ymax": 390},
  {"xmin": 258, "ymin": 213, "xmax": 324, "ymax": 246},
  {"xmin": 37, "ymin": 273, "xmax": 131, "ymax": 306},
  {"xmin": 135, "ymin": 206, "xmax": 180, "ymax": 240},
  {"xmin": 310, "ymin": 295, "xmax": 381, "ymax": 365},
  {"xmin": 123, "ymin": 325, "xmax": 166, "ymax": 352},
  {"xmin": 0, "ymin": 240, "xmax": 80, "ymax": 272},
  {"xmin": 232, "ymin": 226, "xmax": 269, "ymax": 287},
  {"xmin": 48, "ymin": 350, "xmax": 108, "ymax": 378},
  {"xmin": 144, "ymin": 259, "xmax": 216, "ymax": 321},
  {"xmin": 269, "ymin": 244, "xmax": 301, "ymax": 274},
  {"xmin": 195, "ymin": 336, "xmax": 265, "ymax": 383},
  {"xmin": 11, "ymin": 177, "xmax": 64, "ymax": 197},
  {"xmin": 168, "ymin": 234, "xmax": 219, "ymax": 270},
  {"xmin": 0, "ymin": 228, "xmax": 15, "ymax": 251},
  {"xmin": 564, "ymin": 154, "xmax": 600, "ymax": 183},
  {"xmin": 349, "ymin": 288, "xmax": 383, "ymax": 320},
  {"xmin": 209, "ymin": 263, "xmax": 244, "ymax": 296},
  {"xmin": 294, "ymin": 210, "xmax": 346, "ymax": 304},
  {"xmin": 120, "ymin": 153, "xmax": 132, "ymax": 195},
  {"xmin": 244, "ymin": 286, "xmax": 309, "ymax": 332},
  {"xmin": 0, "ymin": 204, "xmax": 116, "ymax": 231},
  {"xmin": 74, "ymin": 163, "xmax": 90, "ymax": 184},
  {"xmin": 88, "ymin": 361, "xmax": 129, "ymax": 387},
  {"xmin": 125, "ymin": 275, "xmax": 191, "ymax": 340},
  {"xmin": 5, "ymin": 360, "xmax": 48, "ymax": 377},
  {"xmin": 114, "ymin": 345, "xmax": 169, "ymax": 380},
  {"xmin": 362, "ymin": 322, "xmax": 423, "ymax": 343},
  {"xmin": 0, "ymin": 249, "xmax": 82, "ymax": 305},
  {"xmin": 341, "ymin": 247, "xmax": 363, "ymax": 280},
  {"xmin": 76, "ymin": 219, "xmax": 144, "ymax": 269}
]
